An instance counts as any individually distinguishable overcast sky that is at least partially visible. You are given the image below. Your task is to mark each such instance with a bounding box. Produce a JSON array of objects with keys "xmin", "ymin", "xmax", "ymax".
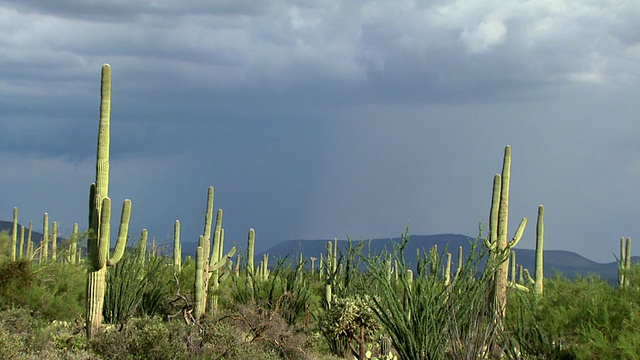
[{"xmin": 1, "ymin": 0, "xmax": 639, "ymax": 263}]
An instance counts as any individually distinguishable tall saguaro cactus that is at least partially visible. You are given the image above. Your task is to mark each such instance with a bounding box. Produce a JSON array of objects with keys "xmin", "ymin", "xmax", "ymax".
[
  {"xmin": 11, "ymin": 207, "xmax": 18, "ymax": 261},
  {"xmin": 86, "ymin": 64, "xmax": 132, "ymax": 338},
  {"xmin": 41, "ymin": 213, "xmax": 49, "ymax": 264},
  {"xmin": 618, "ymin": 237, "xmax": 632, "ymax": 287},
  {"xmin": 193, "ymin": 195, "xmax": 237, "ymax": 320},
  {"xmin": 486, "ymin": 146, "xmax": 528, "ymax": 322},
  {"xmin": 173, "ymin": 220, "xmax": 181, "ymax": 273},
  {"xmin": 534, "ymin": 205, "xmax": 544, "ymax": 297}
]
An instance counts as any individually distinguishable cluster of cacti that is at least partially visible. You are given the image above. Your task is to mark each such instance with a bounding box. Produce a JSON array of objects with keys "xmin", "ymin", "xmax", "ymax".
[
  {"xmin": 193, "ymin": 189, "xmax": 236, "ymax": 320},
  {"xmin": 257, "ymin": 252, "xmax": 270, "ymax": 281},
  {"xmin": 618, "ymin": 236, "xmax": 632, "ymax": 287}
]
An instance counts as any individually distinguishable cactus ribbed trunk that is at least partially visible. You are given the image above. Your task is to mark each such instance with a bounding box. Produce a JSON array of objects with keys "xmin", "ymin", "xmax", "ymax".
[
  {"xmin": 26, "ymin": 221, "xmax": 33, "ymax": 261},
  {"xmin": 70, "ymin": 223, "xmax": 79, "ymax": 264},
  {"xmin": 534, "ymin": 205, "xmax": 544, "ymax": 297},
  {"xmin": 41, "ymin": 213, "xmax": 49, "ymax": 264},
  {"xmin": 209, "ymin": 209, "xmax": 223, "ymax": 312},
  {"xmin": 174, "ymin": 220, "xmax": 181, "ymax": 273},
  {"xmin": 18, "ymin": 225, "xmax": 25, "ymax": 260},
  {"xmin": 11, "ymin": 208, "xmax": 18, "ymax": 261},
  {"xmin": 194, "ymin": 244, "xmax": 204, "ymax": 321},
  {"xmin": 51, "ymin": 221, "xmax": 58, "ymax": 262},
  {"xmin": 495, "ymin": 146, "xmax": 511, "ymax": 320}
]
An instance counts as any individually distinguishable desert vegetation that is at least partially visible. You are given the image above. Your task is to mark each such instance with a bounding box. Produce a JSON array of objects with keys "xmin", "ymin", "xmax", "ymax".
[{"xmin": 1, "ymin": 64, "xmax": 638, "ymax": 359}]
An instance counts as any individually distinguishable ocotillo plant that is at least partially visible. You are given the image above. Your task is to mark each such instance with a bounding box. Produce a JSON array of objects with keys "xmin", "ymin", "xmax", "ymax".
[
  {"xmin": 86, "ymin": 64, "xmax": 133, "ymax": 338},
  {"xmin": 485, "ymin": 145, "xmax": 528, "ymax": 323},
  {"xmin": 618, "ymin": 237, "xmax": 632, "ymax": 287}
]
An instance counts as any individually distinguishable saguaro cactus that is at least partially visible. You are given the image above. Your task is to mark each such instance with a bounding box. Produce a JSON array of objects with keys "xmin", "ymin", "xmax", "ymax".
[
  {"xmin": 51, "ymin": 221, "xmax": 58, "ymax": 262},
  {"xmin": 193, "ymin": 204, "xmax": 237, "ymax": 319},
  {"xmin": 18, "ymin": 225, "xmax": 25, "ymax": 260},
  {"xmin": 11, "ymin": 207, "xmax": 18, "ymax": 261},
  {"xmin": 69, "ymin": 223, "xmax": 79, "ymax": 264},
  {"xmin": 485, "ymin": 146, "xmax": 527, "ymax": 322},
  {"xmin": 86, "ymin": 64, "xmax": 132, "ymax": 338},
  {"xmin": 25, "ymin": 221, "xmax": 33, "ymax": 261},
  {"xmin": 41, "ymin": 213, "xmax": 49, "ymax": 264},
  {"xmin": 173, "ymin": 220, "xmax": 181, "ymax": 273},
  {"xmin": 618, "ymin": 237, "xmax": 632, "ymax": 287},
  {"xmin": 534, "ymin": 205, "xmax": 544, "ymax": 297}
]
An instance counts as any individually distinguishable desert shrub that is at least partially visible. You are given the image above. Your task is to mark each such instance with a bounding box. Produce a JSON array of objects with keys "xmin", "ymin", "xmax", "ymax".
[
  {"xmin": 0, "ymin": 260, "xmax": 85, "ymax": 321},
  {"xmin": 90, "ymin": 316, "xmax": 183, "ymax": 360},
  {"xmin": 360, "ymin": 233, "xmax": 500, "ymax": 360},
  {"xmin": 104, "ymin": 248, "xmax": 175, "ymax": 325},
  {"xmin": 0, "ymin": 307, "xmax": 93, "ymax": 359},
  {"xmin": 231, "ymin": 257, "xmax": 314, "ymax": 327},
  {"xmin": 318, "ymin": 296, "xmax": 380, "ymax": 360},
  {"xmin": 29, "ymin": 262, "xmax": 86, "ymax": 321},
  {"xmin": 222, "ymin": 303, "xmax": 315, "ymax": 360},
  {"xmin": 0, "ymin": 259, "xmax": 34, "ymax": 309}
]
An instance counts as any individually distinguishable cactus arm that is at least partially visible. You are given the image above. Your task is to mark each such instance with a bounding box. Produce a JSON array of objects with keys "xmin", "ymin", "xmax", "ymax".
[
  {"xmin": 210, "ymin": 246, "xmax": 237, "ymax": 272},
  {"xmin": 202, "ymin": 186, "xmax": 214, "ymax": 262},
  {"xmin": 507, "ymin": 217, "xmax": 528, "ymax": 249},
  {"xmin": 488, "ymin": 174, "xmax": 501, "ymax": 249},
  {"xmin": 96, "ymin": 198, "xmax": 112, "ymax": 270},
  {"xmin": 510, "ymin": 283, "xmax": 530, "ymax": 292},
  {"xmin": 210, "ymin": 209, "xmax": 223, "ymax": 271},
  {"xmin": 107, "ymin": 199, "xmax": 131, "ymax": 266}
]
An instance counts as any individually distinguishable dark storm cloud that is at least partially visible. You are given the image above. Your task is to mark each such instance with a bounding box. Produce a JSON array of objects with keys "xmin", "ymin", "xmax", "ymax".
[{"xmin": 1, "ymin": 1, "xmax": 640, "ymax": 262}]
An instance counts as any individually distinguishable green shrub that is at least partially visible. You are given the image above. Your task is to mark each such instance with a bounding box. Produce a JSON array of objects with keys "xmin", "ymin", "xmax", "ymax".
[
  {"xmin": 359, "ymin": 233, "xmax": 501, "ymax": 360},
  {"xmin": 506, "ymin": 269, "xmax": 640, "ymax": 359}
]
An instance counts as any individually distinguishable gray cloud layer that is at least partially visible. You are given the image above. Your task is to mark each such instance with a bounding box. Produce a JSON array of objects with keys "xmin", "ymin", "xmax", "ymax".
[{"xmin": 1, "ymin": 1, "xmax": 639, "ymax": 261}]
